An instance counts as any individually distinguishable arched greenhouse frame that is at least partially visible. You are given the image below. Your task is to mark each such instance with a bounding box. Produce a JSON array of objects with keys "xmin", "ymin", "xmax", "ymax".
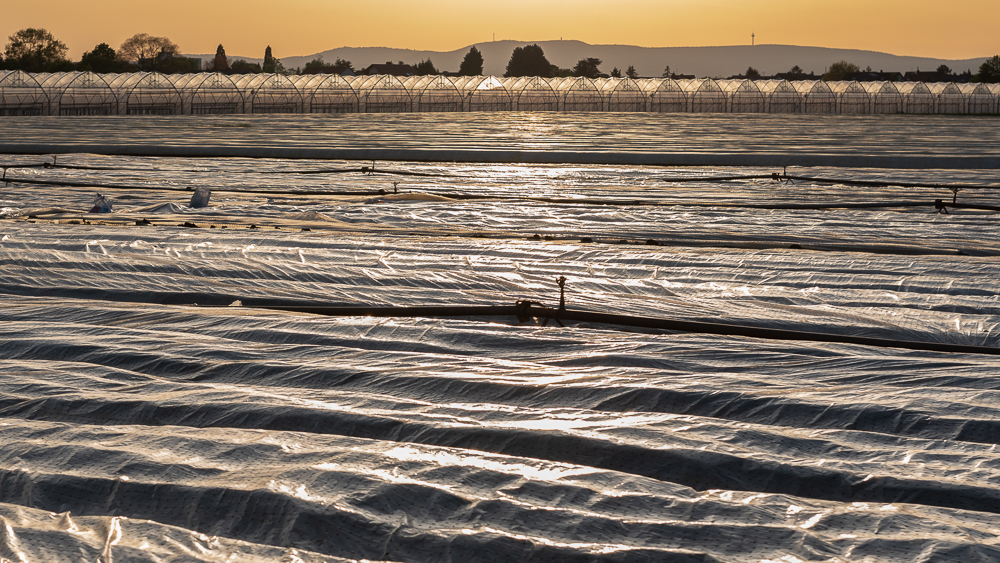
[
  {"xmin": 3, "ymin": 71, "xmax": 995, "ymax": 115},
  {"xmin": 505, "ymin": 76, "xmax": 560, "ymax": 111},
  {"xmin": 458, "ymin": 76, "xmax": 512, "ymax": 112},
  {"xmin": 645, "ymin": 78, "xmax": 687, "ymax": 113},
  {"xmin": 605, "ymin": 78, "xmax": 648, "ymax": 112},
  {"xmin": 758, "ymin": 80, "xmax": 802, "ymax": 114},
  {"xmin": 42, "ymin": 72, "xmax": 118, "ymax": 116},
  {"xmin": 352, "ymin": 75, "xmax": 412, "ymax": 113},
  {"xmin": 795, "ymin": 81, "xmax": 837, "ymax": 114},
  {"xmin": 0, "ymin": 71, "xmax": 48, "ymax": 116},
  {"xmin": 684, "ymin": 79, "xmax": 727, "ymax": 113}
]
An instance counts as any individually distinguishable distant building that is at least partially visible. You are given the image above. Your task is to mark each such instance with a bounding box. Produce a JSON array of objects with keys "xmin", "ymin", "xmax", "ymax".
[
  {"xmin": 904, "ymin": 70, "xmax": 959, "ymax": 83},
  {"xmin": 775, "ymin": 71, "xmax": 816, "ymax": 81},
  {"xmin": 362, "ymin": 62, "xmax": 417, "ymax": 76}
]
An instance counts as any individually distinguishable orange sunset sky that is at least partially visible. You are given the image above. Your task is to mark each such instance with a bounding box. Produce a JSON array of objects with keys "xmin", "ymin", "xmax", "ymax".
[{"xmin": 3, "ymin": 0, "xmax": 997, "ymax": 60}]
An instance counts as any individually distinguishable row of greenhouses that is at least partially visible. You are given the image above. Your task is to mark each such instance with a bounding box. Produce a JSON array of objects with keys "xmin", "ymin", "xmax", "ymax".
[{"xmin": 2, "ymin": 71, "xmax": 998, "ymax": 116}]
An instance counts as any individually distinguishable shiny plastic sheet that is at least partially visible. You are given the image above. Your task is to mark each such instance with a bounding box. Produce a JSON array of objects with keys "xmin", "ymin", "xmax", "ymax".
[
  {"xmin": 2, "ymin": 122, "xmax": 1000, "ymax": 560},
  {"xmin": 2, "ymin": 300, "xmax": 1000, "ymax": 561},
  {"xmin": 0, "ymin": 502, "xmax": 362, "ymax": 562}
]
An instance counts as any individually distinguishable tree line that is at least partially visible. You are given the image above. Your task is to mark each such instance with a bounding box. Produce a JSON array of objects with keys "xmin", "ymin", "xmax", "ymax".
[{"xmin": 4, "ymin": 28, "xmax": 1000, "ymax": 84}]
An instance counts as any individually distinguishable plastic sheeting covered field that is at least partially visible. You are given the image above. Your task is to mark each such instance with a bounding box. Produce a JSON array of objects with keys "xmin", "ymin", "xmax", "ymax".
[{"xmin": 1, "ymin": 114, "xmax": 1000, "ymax": 562}]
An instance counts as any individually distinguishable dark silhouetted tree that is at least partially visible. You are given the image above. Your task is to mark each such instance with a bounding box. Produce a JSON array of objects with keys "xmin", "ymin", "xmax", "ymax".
[
  {"xmin": 745, "ymin": 66, "xmax": 761, "ymax": 79},
  {"xmin": 625, "ymin": 65, "xmax": 639, "ymax": 79},
  {"xmin": 788, "ymin": 65, "xmax": 803, "ymax": 74},
  {"xmin": 936, "ymin": 64, "xmax": 951, "ymax": 75},
  {"xmin": 230, "ymin": 59, "xmax": 262, "ymax": 74},
  {"xmin": 331, "ymin": 58, "xmax": 352, "ymax": 74},
  {"xmin": 414, "ymin": 58, "xmax": 438, "ymax": 75},
  {"xmin": 504, "ymin": 44, "xmax": 553, "ymax": 77},
  {"xmin": 4, "ymin": 28, "xmax": 68, "ymax": 72},
  {"xmin": 661, "ymin": 65, "xmax": 671, "ymax": 78},
  {"xmin": 118, "ymin": 34, "xmax": 179, "ymax": 71},
  {"xmin": 572, "ymin": 57, "xmax": 602, "ymax": 79},
  {"xmin": 303, "ymin": 57, "xmax": 326, "ymax": 73},
  {"xmin": 458, "ymin": 46, "xmax": 484, "ymax": 76},
  {"xmin": 263, "ymin": 46, "xmax": 276, "ymax": 73},
  {"xmin": 610, "ymin": 67, "xmax": 621, "ymax": 78},
  {"xmin": 212, "ymin": 44, "xmax": 229, "ymax": 72},
  {"xmin": 80, "ymin": 43, "xmax": 119, "ymax": 73},
  {"xmin": 302, "ymin": 56, "xmax": 352, "ymax": 75},
  {"xmin": 975, "ymin": 56, "xmax": 1000, "ymax": 83},
  {"xmin": 822, "ymin": 60, "xmax": 860, "ymax": 81}
]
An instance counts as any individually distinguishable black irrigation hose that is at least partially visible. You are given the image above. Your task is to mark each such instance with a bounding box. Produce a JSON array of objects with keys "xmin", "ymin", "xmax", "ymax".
[
  {"xmin": 7, "ymin": 175, "xmax": 997, "ymax": 212},
  {"xmin": 436, "ymin": 192, "xmax": 946, "ymax": 210},
  {"xmin": 250, "ymin": 302, "xmax": 1000, "ymax": 356},
  {"xmin": 9, "ymin": 162, "xmax": 453, "ymax": 177},
  {"xmin": 4, "ymin": 143, "xmax": 1000, "ymax": 169},
  {"xmin": 1, "ymin": 177, "xmax": 390, "ymax": 197},
  {"xmin": 13, "ymin": 162, "xmax": 1000, "ymax": 190},
  {"xmin": 783, "ymin": 174, "xmax": 1000, "ymax": 191},
  {"xmin": 658, "ymin": 174, "xmax": 779, "ymax": 182}
]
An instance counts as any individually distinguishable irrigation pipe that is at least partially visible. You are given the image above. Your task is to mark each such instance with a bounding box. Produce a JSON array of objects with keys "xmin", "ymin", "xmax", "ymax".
[
  {"xmin": 6, "ymin": 175, "xmax": 999, "ymax": 212},
  {"xmin": 8, "ymin": 176, "xmax": 993, "ymax": 211},
  {"xmin": 248, "ymin": 301, "xmax": 1000, "ymax": 356},
  {"xmin": 1, "ymin": 176, "xmax": 390, "ymax": 197},
  {"xmin": 3, "ymin": 144, "xmax": 999, "ymax": 170},
  {"xmin": 4, "ymin": 162, "xmax": 450, "ymax": 177},
  {"xmin": 782, "ymin": 174, "xmax": 1000, "ymax": 191}
]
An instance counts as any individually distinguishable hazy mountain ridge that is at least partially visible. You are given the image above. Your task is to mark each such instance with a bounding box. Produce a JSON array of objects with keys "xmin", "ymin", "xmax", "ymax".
[{"xmin": 193, "ymin": 41, "xmax": 991, "ymax": 78}]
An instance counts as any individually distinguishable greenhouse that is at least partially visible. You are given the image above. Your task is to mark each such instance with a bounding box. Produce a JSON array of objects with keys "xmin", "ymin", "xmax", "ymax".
[
  {"xmin": 178, "ymin": 73, "xmax": 245, "ymax": 114},
  {"xmin": 962, "ymin": 83, "xmax": 996, "ymax": 114},
  {"xmin": 758, "ymin": 80, "xmax": 801, "ymax": 114},
  {"xmin": 718, "ymin": 79, "xmax": 765, "ymax": 113},
  {"xmin": 605, "ymin": 78, "xmax": 647, "ymax": 112},
  {"xmin": 897, "ymin": 82, "xmax": 935, "ymax": 114},
  {"xmin": 109, "ymin": 73, "xmax": 184, "ymax": 115},
  {"xmin": 795, "ymin": 81, "xmax": 837, "ymax": 114},
  {"xmin": 457, "ymin": 76, "xmax": 512, "ymax": 112},
  {"xmin": 645, "ymin": 78, "xmax": 687, "ymax": 113},
  {"xmin": 557, "ymin": 77, "xmax": 604, "ymax": 112},
  {"xmin": 1, "ymin": 71, "xmax": 996, "ymax": 115},
  {"xmin": 354, "ymin": 75, "xmax": 411, "ymax": 113},
  {"xmin": 683, "ymin": 79, "xmax": 728, "ymax": 113},
  {"xmin": 865, "ymin": 81, "xmax": 903, "ymax": 114},
  {"xmin": 929, "ymin": 82, "xmax": 964, "ymax": 114},
  {"xmin": 39, "ymin": 72, "xmax": 118, "ymax": 115},
  {"xmin": 236, "ymin": 74, "xmax": 303, "ymax": 114},
  {"xmin": 828, "ymin": 81, "xmax": 870, "ymax": 114},
  {"xmin": 411, "ymin": 75, "xmax": 464, "ymax": 112},
  {"xmin": 506, "ymin": 76, "xmax": 560, "ymax": 111},
  {"xmin": 288, "ymin": 74, "xmax": 357, "ymax": 114},
  {"xmin": 0, "ymin": 71, "xmax": 48, "ymax": 116}
]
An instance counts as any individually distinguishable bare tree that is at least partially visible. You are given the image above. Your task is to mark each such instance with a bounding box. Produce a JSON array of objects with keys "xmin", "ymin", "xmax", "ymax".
[{"xmin": 118, "ymin": 33, "xmax": 179, "ymax": 71}]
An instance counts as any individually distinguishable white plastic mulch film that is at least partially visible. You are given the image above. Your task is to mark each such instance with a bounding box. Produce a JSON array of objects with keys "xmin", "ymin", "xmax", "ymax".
[
  {"xmin": 3, "ymin": 71, "xmax": 999, "ymax": 115},
  {"xmin": 1, "ymin": 113, "xmax": 1000, "ymax": 562}
]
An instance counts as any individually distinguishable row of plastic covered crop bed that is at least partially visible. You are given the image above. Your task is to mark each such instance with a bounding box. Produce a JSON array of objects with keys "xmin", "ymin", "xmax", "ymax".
[{"xmin": 2, "ymin": 70, "xmax": 999, "ymax": 116}]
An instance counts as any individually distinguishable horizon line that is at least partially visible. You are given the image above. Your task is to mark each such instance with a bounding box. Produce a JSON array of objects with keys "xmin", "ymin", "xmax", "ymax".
[{"xmin": 185, "ymin": 41, "xmax": 993, "ymax": 63}]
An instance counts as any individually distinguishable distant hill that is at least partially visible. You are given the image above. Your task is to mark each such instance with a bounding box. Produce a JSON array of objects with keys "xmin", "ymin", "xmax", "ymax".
[{"xmin": 192, "ymin": 41, "xmax": 991, "ymax": 79}]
